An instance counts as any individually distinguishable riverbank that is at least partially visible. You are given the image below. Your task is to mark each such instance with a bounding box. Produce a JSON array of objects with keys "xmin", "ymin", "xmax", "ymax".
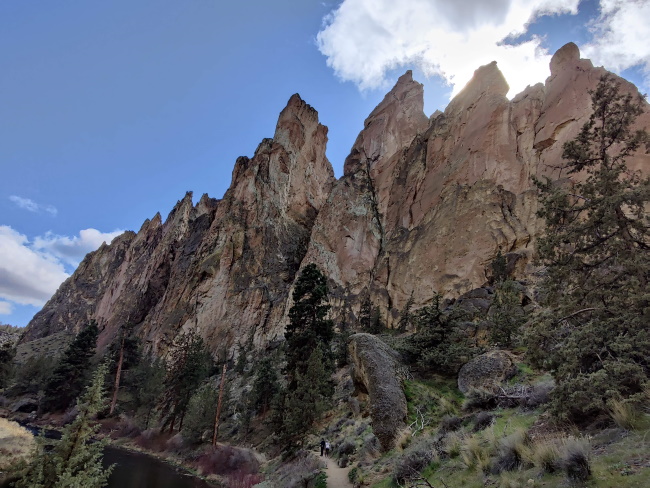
[
  {"xmin": 3, "ymin": 412, "xmax": 263, "ymax": 488},
  {"xmin": 0, "ymin": 419, "xmax": 34, "ymax": 485}
]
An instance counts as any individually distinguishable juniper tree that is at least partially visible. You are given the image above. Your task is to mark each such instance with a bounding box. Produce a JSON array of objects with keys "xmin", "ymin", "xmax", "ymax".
[
  {"xmin": 397, "ymin": 291, "xmax": 415, "ymax": 331},
  {"xmin": 17, "ymin": 362, "xmax": 114, "ymax": 488},
  {"xmin": 41, "ymin": 321, "xmax": 99, "ymax": 412},
  {"xmin": 490, "ymin": 280, "xmax": 526, "ymax": 347},
  {"xmin": 408, "ymin": 293, "xmax": 474, "ymax": 374},
  {"xmin": 528, "ymin": 74, "xmax": 650, "ymax": 421}
]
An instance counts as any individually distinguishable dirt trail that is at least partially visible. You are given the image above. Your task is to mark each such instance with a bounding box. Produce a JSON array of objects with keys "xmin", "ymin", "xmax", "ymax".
[{"xmin": 324, "ymin": 456, "xmax": 353, "ymax": 488}]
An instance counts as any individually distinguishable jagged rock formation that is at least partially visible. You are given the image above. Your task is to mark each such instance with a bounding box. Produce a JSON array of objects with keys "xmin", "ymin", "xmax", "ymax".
[
  {"xmin": 294, "ymin": 42, "xmax": 650, "ymax": 326},
  {"xmin": 24, "ymin": 94, "xmax": 335, "ymax": 355},
  {"xmin": 348, "ymin": 333, "xmax": 407, "ymax": 451},
  {"xmin": 23, "ymin": 43, "xmax": 650, "ymax": 356}
]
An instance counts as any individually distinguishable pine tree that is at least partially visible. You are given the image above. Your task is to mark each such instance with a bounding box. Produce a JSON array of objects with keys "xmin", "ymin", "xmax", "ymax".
[
  {"xmin": 282, "ymin": 347, "xmax": 332, "ymax": 439},
  {"xmin": 249, "ymin": 357, "xmax": 280, "ymax": 415},
  {"xmin": 17, "ymin": 362, "xmax": 114, "ymax": 488},
  {"xmin": 276, "ymin": 264, "xmax": 335, "ymax": 440},
  {"xmin": 132, "ymin": 358, "xmax": 165, "ymax": 429},
  {"xmin": 41, "ymin": 321, "xmax": 99, "ymax": 412},
  {"xmin": 158, "ymin": 331, "xmax": 213, "ymax": 433},
  {"xmin": 528, "ymin": 74, "xmax": 650, "ymax": 421},
  {"xmin": 284, "ymin": 263, "xmax": 334, "ymax": 386}
]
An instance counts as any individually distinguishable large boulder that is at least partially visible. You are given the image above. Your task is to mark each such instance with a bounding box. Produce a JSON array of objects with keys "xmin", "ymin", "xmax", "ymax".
[
  {"xmin": 457, "ymin": 350, "xmax": 517, "ymax": 394},
  {"xmin": 348, "ymin": 333, "xmax": 407, "ymax": 451},
  {"xmin": 11, "ymin": 397, "xmax": 39, "ymax": 413}
]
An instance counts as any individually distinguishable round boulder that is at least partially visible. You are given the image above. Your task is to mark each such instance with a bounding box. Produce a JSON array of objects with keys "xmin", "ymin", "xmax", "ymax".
[{"xmin": 457, "ymin": 350, "xmax": 517, "ymax": 394}]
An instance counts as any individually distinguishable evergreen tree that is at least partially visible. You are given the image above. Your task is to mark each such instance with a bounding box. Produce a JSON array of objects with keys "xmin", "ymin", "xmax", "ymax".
[
  {"xmin": 407, "ymin": 293, "xmax": 474, "ymax": 374},
  {"xmin": 249, "ymin": 357, "xmax": 280, "ymax": 415},
  {"xmin": 528, "ymin": 74, "xmax": 650, "ymax": 421},
  {"xmin": 491, "ymin": 249, "xmax": 508, "ymax": 283},
  {"xmin": 0, "ymin": 341, "xmax": 16, "ymax": 389},
  {"xmin": 284, "ymin": 263, "xmax": 334, "ymax": 385},
  {"xmin": 11, "ymin": 354, "xmax": 56, "ymax": 395},
  {"xmin": 282, "ymin": 347, "xmax": 332, "ymax": 439},
  {"xmin": 357, "ymin": 296, "xmax": 372, "ymax": 331},
  {"xmin": 489, "ymin": 280, "xmax": 526, "ymax": 347},
  {"xmin": 41, "ymin": 321, "xmax": 99, "ymax": 412},
  {"xmin": 182, "ymin": 382, "xmax": 219, "ymax": 444},
  {"xmin": 277, "ymin": 264, "xmax": 335, "ymax": 440},
  {"xmin": 397, "ymin": 292, "xmax": 415, "ymax": 331},
  {"xmin": 158, "ymin": 331, "xmax": 213, "ymax": 433},
  {"xmin": 132, "ymin": 358, "xmax": 165, "ymax": 429},
  {"xmin": 106, "ymin": 323, "xmax": 140, "ymax": 415},
  {"xmin": 17, "ymin": 362, "xmax": 114, "ymax": 488}
]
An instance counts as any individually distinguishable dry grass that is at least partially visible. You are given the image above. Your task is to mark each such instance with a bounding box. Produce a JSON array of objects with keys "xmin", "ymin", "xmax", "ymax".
[
  {"xmin": 0, "ymin": 418, "xmax": 35, "ymax": 470},
  {"xmin": 461, "ymin": 435, "xmax": 491, "ymax": 473},
  {"xmin": 523, "ymin": 436, "xmax": 561, "ymax": 474},
  {"xmin": 608, "ymin": 399, "xmax": 641, "ymax": 431}
]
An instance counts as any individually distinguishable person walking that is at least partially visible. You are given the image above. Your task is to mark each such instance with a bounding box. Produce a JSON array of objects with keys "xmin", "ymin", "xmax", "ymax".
[
  {"xmin": 325, "ymin": 439, "xmax": 331, "ymax": 457},
  {"xmin": 320, "ymin": 438, "xmax": 326, "ymax": 456}
]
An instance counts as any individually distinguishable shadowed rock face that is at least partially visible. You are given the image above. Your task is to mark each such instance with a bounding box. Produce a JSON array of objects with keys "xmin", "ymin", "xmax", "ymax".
[
  {"xmin": 24, "ymin": 44, "xmax": 650, "ymax": 358},
  {"xmin": 348, "ymin": 333, "xmax": 407, "ymax": 451}
]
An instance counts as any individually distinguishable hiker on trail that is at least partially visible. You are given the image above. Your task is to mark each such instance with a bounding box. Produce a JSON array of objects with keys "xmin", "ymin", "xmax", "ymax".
[
  {"xmin": 320, "ymin": 438, "xmax": 326, "ymax": 456},
  {"xmin": 325, "ymin": 440, "xmax": 331, "ymax": 456}
]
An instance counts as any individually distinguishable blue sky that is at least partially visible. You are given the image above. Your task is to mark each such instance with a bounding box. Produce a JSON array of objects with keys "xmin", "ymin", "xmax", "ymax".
[{"xmin": 1, "ymin": 0, "xmax": 649, "ymax": 327}]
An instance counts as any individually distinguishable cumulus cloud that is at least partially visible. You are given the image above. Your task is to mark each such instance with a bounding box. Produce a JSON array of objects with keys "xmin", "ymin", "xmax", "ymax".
[
  {"xmin": 0, "ymin": 226, "xmax": 123, "ymax": 309},
  {"xmin": 0, "ymin": 226, "xmax": 70, "ymax": 306},
  {"xmin": 9, "ymin": 195, "xmax": 58, "ymax": 216},
  {"xmin": 316, "ymin": 0, "xmax": 604, "ymax": 98},
  {"xmin": 33, "ymin": 228, "xmax": 123, "ymax": 267},
  {"xmin": 582, "ymin": 0, "xmax": 650, "ymax": 87},
  {"xmin": 0, "ymin": 301, "xmax": 13, "ymax": 315}
]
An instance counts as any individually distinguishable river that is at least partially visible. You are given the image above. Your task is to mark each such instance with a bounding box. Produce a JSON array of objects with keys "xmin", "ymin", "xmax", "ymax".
[{"xmin": 4, "ymin": 425, "xmax": 215, "ymax": 488}]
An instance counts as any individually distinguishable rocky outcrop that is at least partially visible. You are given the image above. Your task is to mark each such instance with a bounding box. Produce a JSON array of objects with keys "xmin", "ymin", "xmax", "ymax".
[
  {"xmin": 23, "ymin": 44, "xmax": 650, "ymax": 361},
  {"xmin": 24, "ymin": 94, "xmax": 335, "ymax": 355},
  {"xmin": 457, "ymin": 350, "xmax": 517, "ymax": 394},
  {"xmin": 294, "ymin": 43, "xmax": 650, "ymax": 328},
  {"xmin": 348, "ymin": 333, "xmax": 407, "ymax": 451}
]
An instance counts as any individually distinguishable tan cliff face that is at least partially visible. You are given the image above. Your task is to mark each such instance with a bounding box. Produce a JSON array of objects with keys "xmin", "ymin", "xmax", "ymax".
[
  {"xmin": 23, "ymin": 43, "xmax": 650, "ymax": 353},
  {"xmin": 292, "ymin": 42, "xmax": 649, "ymax": 326},
  {"xmin": 24, "ymin": 94, "xmax": 335, "ymax": 355}
]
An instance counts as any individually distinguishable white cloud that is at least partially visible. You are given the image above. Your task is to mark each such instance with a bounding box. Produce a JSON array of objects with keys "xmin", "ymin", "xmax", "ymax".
[
  {"xmin": 582, "ymin": 0, "xmax": 650, "ymax": 88},
  {"xmin": 9, "ymin": 195, "xmax": 58, "ymax": 216},
  {"xmin": 0, "ymin": 226, "xmax": 70, "ymax": 307},
  {"xmin": 0, "ymin": 301, "xmax": 13, "ymax": 315},
  {"xmin": 317, "ymin": 0, "xmax": 582, "ymax": 98},
  {"xmin": 33, "ymin": 228, "xmax": 123, "ymax": 267},
  {"xmin": 0, "ymin": 226, "xmax": 123, "ymax": 309}
]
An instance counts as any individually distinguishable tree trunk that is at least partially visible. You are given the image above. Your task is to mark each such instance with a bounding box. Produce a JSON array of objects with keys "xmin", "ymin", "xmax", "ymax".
[
  {"xmin": 212, "ymin": 363, "xmax": 227, "ymax": 446},
  {"xmin": 109, "ymin": 336, "xmax": 125, "ymax": 415}
]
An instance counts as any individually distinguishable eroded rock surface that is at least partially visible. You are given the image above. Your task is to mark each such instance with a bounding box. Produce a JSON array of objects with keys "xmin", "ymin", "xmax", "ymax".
[
  {"xmin": 457, "ymin": 350, "xmax": 517, "ymax": 394},
  {"xmin": 23, "ymin": 44, "xmax": 650, "ymax": 362},
  {"xmin": 348, "ymin": 333, "xmax": 407, "ymax": 451}
]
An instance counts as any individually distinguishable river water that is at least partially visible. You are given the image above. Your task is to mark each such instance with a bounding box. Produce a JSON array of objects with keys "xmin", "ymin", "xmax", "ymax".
[{"xmin": 7, "ymin": 425, "xmax": 215, "ymax": 488}]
